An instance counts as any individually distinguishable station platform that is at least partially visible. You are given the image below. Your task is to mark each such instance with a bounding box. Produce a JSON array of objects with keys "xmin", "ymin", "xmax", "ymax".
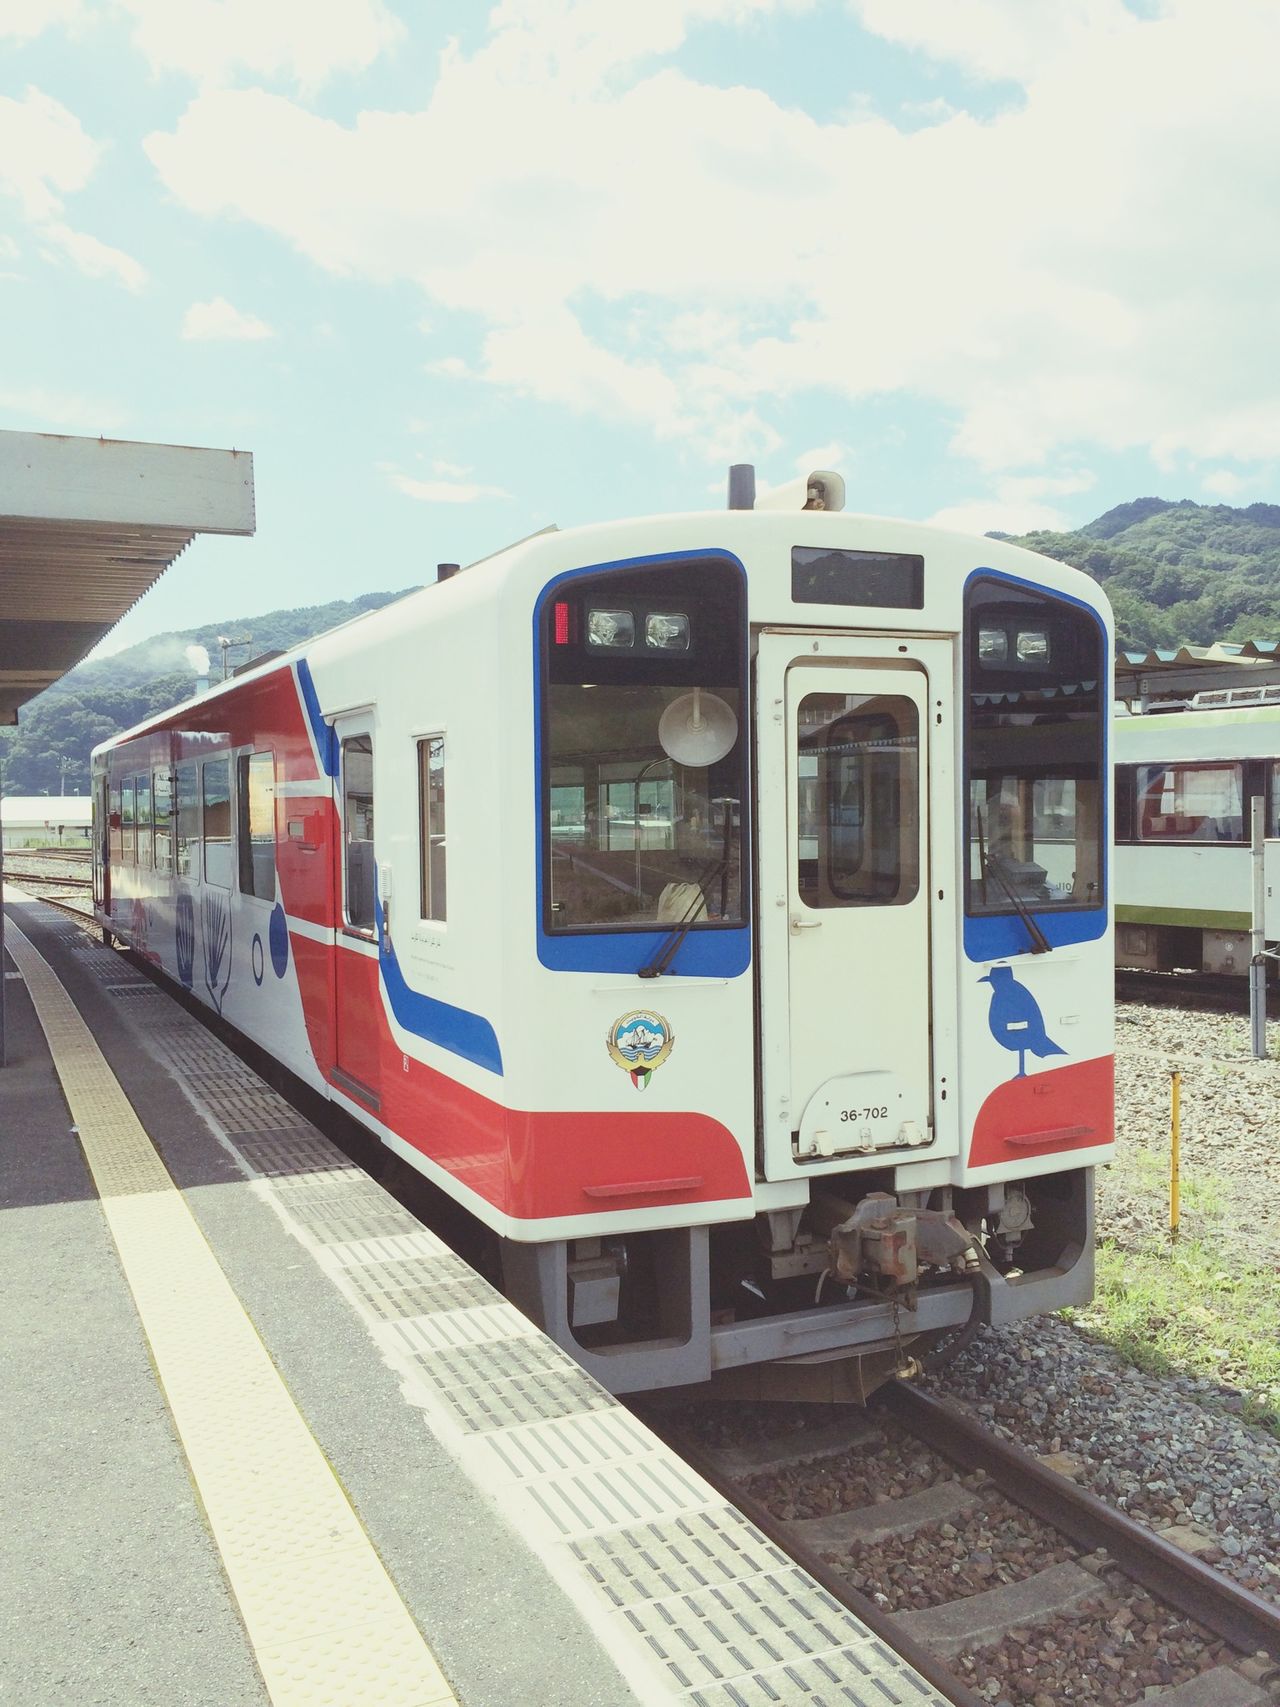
[{"xmin": 1, "ymin": 892, "xmax": 949, "ymax": 1707}]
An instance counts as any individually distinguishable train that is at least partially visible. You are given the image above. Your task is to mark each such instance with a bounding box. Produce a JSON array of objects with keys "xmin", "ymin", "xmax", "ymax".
[
  {"xmin": 92, "ymin": 469, "xmax": 1115, "ymax": 1399},
  {"xmin": 1115, "ymin": 685, "xmax": 1280, "ymax": 976}
]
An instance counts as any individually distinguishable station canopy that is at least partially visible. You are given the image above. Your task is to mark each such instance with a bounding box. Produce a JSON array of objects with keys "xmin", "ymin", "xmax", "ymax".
[
  {"xmin": 1116, "ymin": 638, "xmax": 1280, "ymax": 705},
  {"xmin": 0, "ymin": 429, "xmax": 255, "ymax": 725}
]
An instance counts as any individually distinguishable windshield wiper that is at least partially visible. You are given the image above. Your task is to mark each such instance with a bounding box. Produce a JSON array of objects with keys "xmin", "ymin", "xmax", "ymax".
[
  {"xmin": 638, "ymin": 853, "xmax": 730, "ymax": 979},
  {"xmin": 976, "ymin": 808, "xmax": 1052, "ymax": 955}
]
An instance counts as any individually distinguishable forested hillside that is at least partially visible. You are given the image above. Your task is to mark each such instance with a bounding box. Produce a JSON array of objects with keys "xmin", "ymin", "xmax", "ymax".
[
  {"xmin": 5, "ymin": 495, "xmax": 1279, "ymax": 796},
  {"xmin": 1004, "ymin": 497, "xmax": 1280, "ymax": 652},
  {"xmin": 0, "ymin": 588, "xmax": 416, "ymax": 797}
]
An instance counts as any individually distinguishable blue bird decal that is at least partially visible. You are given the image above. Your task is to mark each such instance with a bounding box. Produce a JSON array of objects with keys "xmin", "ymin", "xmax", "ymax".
[{"xmin": 979, "ymin": 965, "xmax": 1066, "ymax": 1079}]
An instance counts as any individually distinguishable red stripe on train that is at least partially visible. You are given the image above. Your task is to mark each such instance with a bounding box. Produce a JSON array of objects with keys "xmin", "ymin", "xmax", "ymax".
[
  {"xmin": 969, "ymin": 1055, "xmax": 1114, "ymax": 1170},
  {"xmin": 303, "ymin": 938, "xmax": 751, "ymax": 1222}
]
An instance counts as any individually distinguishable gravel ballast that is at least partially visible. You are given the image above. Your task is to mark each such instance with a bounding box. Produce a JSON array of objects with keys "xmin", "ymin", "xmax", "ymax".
[{"xmin": 926, "ymin": 998, "xmax": 1280, "ymax": 1607}]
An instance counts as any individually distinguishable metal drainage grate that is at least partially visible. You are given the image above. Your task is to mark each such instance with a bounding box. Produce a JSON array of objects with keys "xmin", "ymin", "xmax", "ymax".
[
  {"xmin": 572, "ymin": 1507, "xmax": 792, "ymax": 1607},
  {"xmin": 476, "ymin": 1406, "xmax": 661, "ymax": 1485},
  {"xmin": 686, "ymin": 1648, "xmax": 941, "ymax": 1707},
  {"xmin": 337, "ymin": 1262, "xmax": 497, "ymax": 1321}
]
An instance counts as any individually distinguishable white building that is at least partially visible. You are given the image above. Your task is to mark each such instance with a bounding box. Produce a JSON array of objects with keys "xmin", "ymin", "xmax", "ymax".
[{"xmin": 1, "ymin": 795, "xmax": 93, "ymax": 847}]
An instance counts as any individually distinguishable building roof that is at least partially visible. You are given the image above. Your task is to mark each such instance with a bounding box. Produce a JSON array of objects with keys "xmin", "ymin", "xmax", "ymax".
[
  {"xmin": 0, "ymin": 430, "xmax": 254, "ymax": 725},
  {"xmin": 1, "ymin": 795, "xmax": 92, "ymax": 825}
]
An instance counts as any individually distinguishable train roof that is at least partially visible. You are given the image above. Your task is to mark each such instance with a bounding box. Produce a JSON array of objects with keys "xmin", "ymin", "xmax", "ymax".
[{"xmin": 93, "ymin": 504, "xmax": 1106, "ymax": 758}]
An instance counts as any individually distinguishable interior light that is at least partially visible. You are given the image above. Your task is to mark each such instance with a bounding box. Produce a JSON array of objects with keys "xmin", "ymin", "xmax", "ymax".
[
  {"xmin": 587, "ymin": 609, "xmax": 635, "ymax": 649},
  {"xmin": 645, "ymin": 612, "xmax": 690, "ymax": 651},
  {"xmin": 978, "ymin": 628, "xmax": 1008, "ymax": 663},
  {"xmin": 1016, "ymin": 630, "xmax": 1050, "ymax": 662}
]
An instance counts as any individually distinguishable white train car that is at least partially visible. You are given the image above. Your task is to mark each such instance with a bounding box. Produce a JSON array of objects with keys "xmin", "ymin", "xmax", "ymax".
[
  {"xmin": 1115, "ymin": 689, "xmax": 1280, "ymax": 974},
  {"xmin": 92, "ymin": 474, "xmax": 1114, "ymax": 1396}
]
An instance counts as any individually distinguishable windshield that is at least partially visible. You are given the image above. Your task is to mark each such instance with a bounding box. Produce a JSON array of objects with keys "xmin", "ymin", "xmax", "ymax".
[
  {"xmin": 541, "ymin": 558, "xmax": 746, "ymax": 934},
  {"xmin": 965, "ymin": 579, "xmax": 1104, "ymax": 916}
]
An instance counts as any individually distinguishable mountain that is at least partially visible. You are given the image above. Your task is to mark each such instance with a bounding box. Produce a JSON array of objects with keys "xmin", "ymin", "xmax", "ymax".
[
  {"xmin": 7, "ymin": 494, "xmax": 1280, "ymax": 795},
  {"xmin": 1005, "ymin": 498, "xmax": 1280, "ymax": 652},
  {"xmin": 0, "ymin": 588, "xmax": 417, "ymax": 797}
]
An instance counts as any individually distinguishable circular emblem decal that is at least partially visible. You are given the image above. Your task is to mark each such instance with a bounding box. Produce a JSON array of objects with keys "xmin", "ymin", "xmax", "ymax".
[{"xmin": 606, "ymin": 1010, "xmax": 674, "ymax": 1092}]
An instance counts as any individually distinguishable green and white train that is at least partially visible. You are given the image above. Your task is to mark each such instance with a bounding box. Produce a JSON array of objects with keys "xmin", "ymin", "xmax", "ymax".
[{"xmin": 1115, "ymin": 685, "xmax": 1280, "ymax": 974}]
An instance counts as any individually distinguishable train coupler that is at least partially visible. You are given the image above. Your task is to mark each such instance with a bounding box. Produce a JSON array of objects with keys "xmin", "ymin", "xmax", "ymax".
[{"xmin": 816, "ymin": 1191, "xmax": 980, "ymax": 1308}]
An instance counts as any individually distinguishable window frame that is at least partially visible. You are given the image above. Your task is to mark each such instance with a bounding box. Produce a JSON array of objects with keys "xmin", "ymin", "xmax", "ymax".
[
  {"xmin": 175, "ymin": 760, "xmax": 199, "ymax": 878},
  {"xmin": 135, "ymin": 771, "xmax": 153, "ymax": 869},
  {"xmin": 537, "ymin": 556, "xmax": 749, "ymax": 942},
  {"xmin": 1136, "ymin": 759, "xmax": 1245, "ymax": 844},
  {"xmin": 796, "ymin": 692, "xmax": 921, "ymax": 910},
  {"xmin": 340, "ymin": 732, "xmax": 376, "ymax": 936},
  {"xmin": 236, "ymin": 748, "xmax": 277, "ymax": 902},
  {"xmin": 153, "ymin": 767, "xmax": 173, "ymax": 874},
  {"xmin": 121, "ymin": 777, "xmax": 136, "ymax": 863},
  {"xmin": 202, "ymin": 755, "xmax": 234, "ymax": 889},
  {"xmin": 417, "ymin": 734, "xmax": 447, "ymax": 923},
  {"xmin": 962, "ymin": 575, "xmax": 1106, "ymax": 923}
]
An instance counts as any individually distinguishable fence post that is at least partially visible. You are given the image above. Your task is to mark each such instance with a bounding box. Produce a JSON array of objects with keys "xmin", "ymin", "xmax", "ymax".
[{"xmin": 1170, "ymin": 1068, "xmax": 1181, "ymax": 1242}]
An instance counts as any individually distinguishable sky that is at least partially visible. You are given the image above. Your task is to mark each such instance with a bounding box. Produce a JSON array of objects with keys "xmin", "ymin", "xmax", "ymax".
[{"xmin": 3, "ymin": 0, "xmax": 1280, "ymax": 655}]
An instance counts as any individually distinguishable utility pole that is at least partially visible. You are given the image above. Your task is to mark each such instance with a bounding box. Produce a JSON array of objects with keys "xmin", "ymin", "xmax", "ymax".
[{"xmin": 217, "ymin": 634, "xmax": 253, "ymax": 680}]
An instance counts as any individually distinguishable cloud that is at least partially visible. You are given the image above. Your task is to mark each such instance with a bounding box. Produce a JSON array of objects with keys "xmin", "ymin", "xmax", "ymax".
[
  {"xmin": 926, "ymin": 470, "xmax": 1097, "ymax": 538},
  {"xmin": 0, "ymin": 87, "xmax": 146, "ymax": 288},
  {"xmin": 181, "ymin": 296, "xmax": 275, "ymax": 340},
  {"xmin": 39, "ymin": 221, "xmax": 146, "ymax": 289},
  {"xmin": 846, "ymin": 0, "xmax": 1134, "ymax": 85},
  {"xmin": 0, "ymin": 383, "xmax": 125, "ymax": 432},
  {"xmin": 143, "ymin": 1, "xmax": 1280, "ymax": 478},
  {"xmin": 116, "ymin": 0, "xmax": 404, "ymax": 90},
  {"xmin": 387, "ymin": 470, "xmax": 511, "ymax": 504},
  {"xmin": 0, "ymin": 86, "xmax": 99, "ymax": 221},
  {"xmin": 0, "ymin": 0, "xmax": 86, "ymax": 43},
  {"xmin": 1201, "ymin": 469, "xmax": 1247, "ymax": 498}
]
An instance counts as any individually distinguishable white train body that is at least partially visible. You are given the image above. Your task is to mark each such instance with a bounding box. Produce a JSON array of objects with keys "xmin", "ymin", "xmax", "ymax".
[
  {"xmin": 93, "ymin": 498, "xmax": 1113, "ymax": 1393},
  {"xmin": 1115, "ymin": 698, "xmax": 1280, "ymax": 974}
]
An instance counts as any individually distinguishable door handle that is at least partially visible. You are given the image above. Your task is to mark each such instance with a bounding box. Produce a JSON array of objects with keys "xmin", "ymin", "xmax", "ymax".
[{"xmin": 790, "ymin": 916, "xmax": 822, "ymax": 930}]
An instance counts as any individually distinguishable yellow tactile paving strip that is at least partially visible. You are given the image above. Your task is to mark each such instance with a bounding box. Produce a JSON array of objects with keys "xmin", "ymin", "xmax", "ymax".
[{"xmin": 5, "ymin": 917, "xmax": 458, "ymax": 1707}]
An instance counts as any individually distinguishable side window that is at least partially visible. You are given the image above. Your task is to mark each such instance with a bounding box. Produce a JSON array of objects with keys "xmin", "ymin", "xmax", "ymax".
[
  {"xmin": 342, "ymin": 734, "xmax": 375, "ymax": 931},
  {"xmin": 175, "ymin": 763, "xmax": 199, "ymax": 877},
  {"xmin": 109, "ymin": 782, "xmax": 123, "ymax": 861},
  {"xmin": 135, "ymin": 772, "xmax": 153, "ymax": 868},
  {"xmin": 1138, "ymin": 763, "xmax": 1243, "ymax": 842},
  {"xmin": 153, "ymin": 769, "xmax": 173, "ymax": 873},
  {"xmin": 203, "ymin": 757, "xmax": 233, "ymax": 887},
  {"xmin": 418, "ymin": 736, "xmax": 446, "ymax": 921},
  {"xmin": 236, "ymin": 750, "xmax": 277, "ymax": 901},
  {"xmin": 122, "ymin": 778, "xmax": 136, "ymax": 862}
]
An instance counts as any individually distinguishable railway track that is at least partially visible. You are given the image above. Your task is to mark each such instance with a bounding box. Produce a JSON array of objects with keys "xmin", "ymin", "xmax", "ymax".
[
  {"xmin": 1116, "ymin": 967, "xmax": 1280, "ymax": 1017},
  {"xmin": 2, "ymin": 852, "xmax": 98, "ymax": 928},
  {"xmin": 643, "ymin": 1386, "xmax": 1280, "ymax": 1707}
]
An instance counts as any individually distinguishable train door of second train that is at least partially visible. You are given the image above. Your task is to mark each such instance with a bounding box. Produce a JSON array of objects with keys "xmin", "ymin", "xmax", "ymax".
[
  {"xmin": 93, "ymin": 769, "xmax": 109, "ymax": 914},
  {"xmin": 757, "ymin": 634, "xmax": 944, "ymax": 1180},
  {"xmin": 332, "ymin": 715, "xmax": 383, "ymax": 1110}
]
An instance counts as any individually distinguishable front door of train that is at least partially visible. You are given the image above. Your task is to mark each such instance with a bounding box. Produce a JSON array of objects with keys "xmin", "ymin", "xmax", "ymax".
[{"xmin": 757, "ymin": 634, "xmax": 943, "ymax": 1180}]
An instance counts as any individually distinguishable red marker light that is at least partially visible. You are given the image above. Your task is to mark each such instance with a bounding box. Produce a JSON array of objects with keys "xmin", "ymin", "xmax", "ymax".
[{"xmin": 554, "ymin": 600, "xmax": 572, "ymax": 645}]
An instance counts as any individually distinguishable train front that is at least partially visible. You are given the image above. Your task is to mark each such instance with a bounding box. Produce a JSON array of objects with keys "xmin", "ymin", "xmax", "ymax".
[{"xmin": 500, "ymin": 482, "xmax": 1113, "ymax": 1397}]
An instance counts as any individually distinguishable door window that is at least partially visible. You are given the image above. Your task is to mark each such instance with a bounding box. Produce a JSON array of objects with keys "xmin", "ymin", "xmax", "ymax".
[
  {"xmin": 797, "ymin": 693, "xmax": 920, "ymax": 908},
  {"xmin": 175, "ymin": 762, "xmax": 199, "ymax": 877},
  {"xmin": 418, "ymin": 736, "xmax": 446, "ymax": 921},
  {"xmin": 153, "ymin": 769, "xmax": 173, "ymax": 873},
  {"xmin": 203, "ymin": 758, "xmax": 233, "ymax": 887},
  {"xmin": 236, "ymin": 750, "xmax": 277, "ymax": 899},
  {"xmin": 135, "ymin": 772, "xmax": 153, "ymax": 869},
  {"xmin": 342, "ymin": 734, "xmax": 376, "ymax": 931}
]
